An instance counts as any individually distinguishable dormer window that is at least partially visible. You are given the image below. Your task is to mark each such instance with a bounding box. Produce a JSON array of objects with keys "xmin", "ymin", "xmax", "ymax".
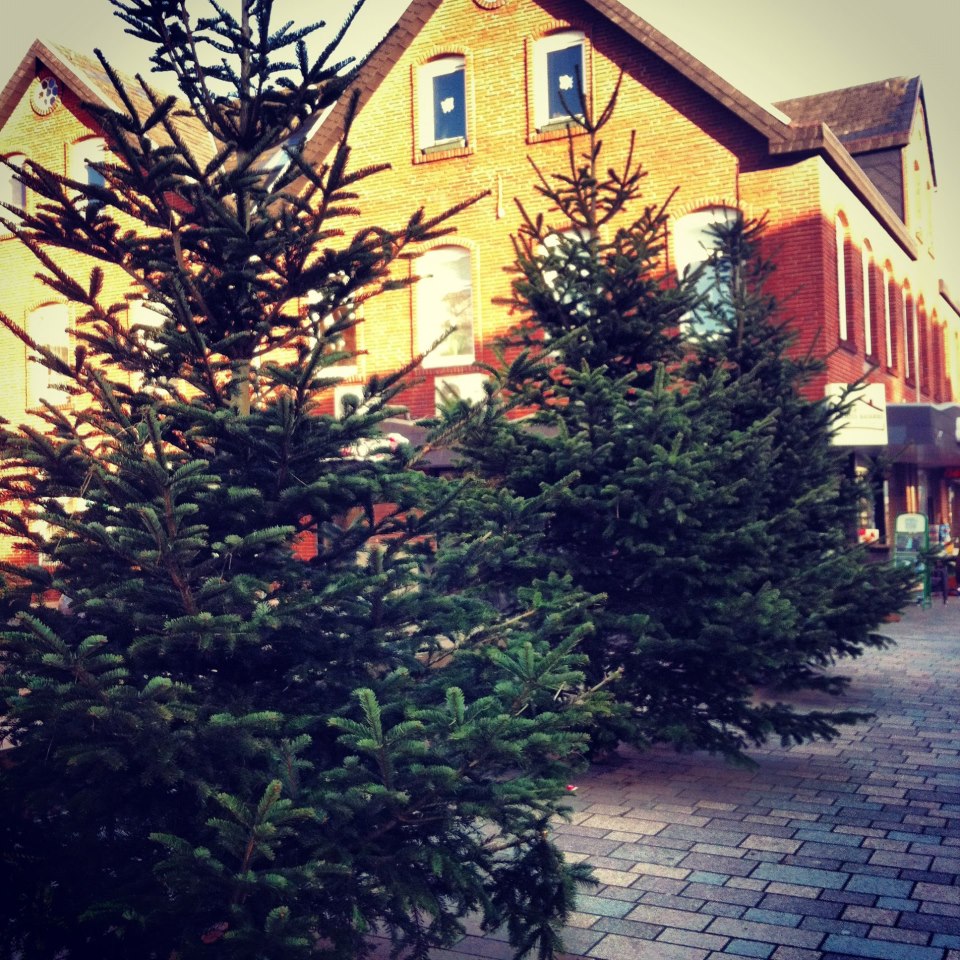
[
  {"xmin": 419, "ymin": 56, "xmax": 467, "ymax": 153},
  {"xmin": 534, "ymin": 31, "xmax": 585, "ymax": 131}
]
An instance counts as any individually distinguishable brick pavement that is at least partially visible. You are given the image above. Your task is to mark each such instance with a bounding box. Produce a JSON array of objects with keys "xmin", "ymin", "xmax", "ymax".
[{"xmin": 368, "ymin": 601, "xmax": 960, "ymax": 960}]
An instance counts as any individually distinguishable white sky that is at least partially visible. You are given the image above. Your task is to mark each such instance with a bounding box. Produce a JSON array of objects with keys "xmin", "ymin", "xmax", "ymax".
[{"xmin": 3, "ymin": 0, "xmax": 959, "ymax": 282}]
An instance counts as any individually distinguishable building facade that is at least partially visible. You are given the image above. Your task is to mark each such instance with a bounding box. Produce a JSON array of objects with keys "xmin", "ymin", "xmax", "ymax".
[{"xmin": 2, "ymin": 0, "xmax": 959, "ymax": 560}]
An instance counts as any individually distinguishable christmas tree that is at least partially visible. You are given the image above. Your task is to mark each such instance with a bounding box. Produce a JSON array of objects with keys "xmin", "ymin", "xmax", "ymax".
[
  {"xmin": 682, "ymin": 214, "xmax": 913, "ymax": 698},
  {"xmin": 449, "ymin": 88, "xmax": 908, "ymax": 758},
  {"xmin": 0, "ymin": 3, "xmax": 602, "ymax": 957}
]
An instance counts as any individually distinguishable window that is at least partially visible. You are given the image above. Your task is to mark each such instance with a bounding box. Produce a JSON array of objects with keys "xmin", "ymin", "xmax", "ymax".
[
  {"xmin": 434, "ymin": 372, "xmax": 487, "ymax": 414},
  {"xmin": 673, "ymin": 206, "xmax": 739, "ymax": 337},
  {"xmin": 903, "ymin": 288, "xmax": 914, "ymax": 382},
  {"xmin": 418, "ymin": 56, "xmax": 467, "ymax": 152},
  {"xmin": 27, "ymin": 303, "xmax": 71, "ymax": 408},
  {"xmin": 835, "ymin": 216, "xmax": 848, "ymax": 342},
  {"xmin": 305, "ymin": 289, "xmax": 358, "ymax": 378},
  {"xmin": 1, "ymin": 153, "xmax": 26, "ymax": 236},
  {"xmin": 883, "ymin": 266, "xmax": 894, "ymax": 369},
  {"xmin": 534, "ymin": 31, "xmax": 585, "ymax": 131},
  {"xmin": 416, "ymin": 245, "xmax": 474, "ymax": 367},
  {"xmin": 69, "ymin": 137, "xmax": 106, "ymax": 215},
  {"xmin": 918, "ymin": 300, "xmax": 930, "ymax": 395},
  {"xmin": 862, "ymin": 244, "xmax": 874, "ymax": 358}
]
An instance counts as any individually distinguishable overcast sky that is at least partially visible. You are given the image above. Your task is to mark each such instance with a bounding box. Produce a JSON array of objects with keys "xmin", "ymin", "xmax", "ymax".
[{"xmin": 3, "ymin": 0, "xmax": 959, "ymax": 282}]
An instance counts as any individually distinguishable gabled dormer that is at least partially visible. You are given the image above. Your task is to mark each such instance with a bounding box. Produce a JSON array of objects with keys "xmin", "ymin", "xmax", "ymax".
[{"xmin": 775, "ymin": 76, "xmax": 936, "ymax": 245}]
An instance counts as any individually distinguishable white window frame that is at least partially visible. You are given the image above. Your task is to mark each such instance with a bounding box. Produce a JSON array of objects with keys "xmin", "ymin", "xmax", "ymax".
[
  {"xmin": 533, "ymin": 31, "xmax": 585, "ymax": 132},
  {"xmin": 434, "ymin": 372, "xmax": 488, "ymax": 414},
  {"xmin": 418, "ymin": 55, "xmax": 467, "ymax": 153},
  {"xmin": 883, "ymin": 269, "xmax": 893, "ymax": 367},
  {"xmin": 835, "ymin": 217, "xmax": 848, "ymax": 342},
  {"xmin": 416, "ymin": 245, "xmax": 475, "ymax": 368},
  {"xmin": 305, "ymin": 288, "xmax": 359, "ymax": 379},
  {"xmin": 27, "ymin": 303, "xmax": 71, "ymax": 408},
  {"xmin": 903, "ymin": 291, "xmax": 912, "ymax": 381},
  {"xmin": 673, "ymin": 206, "xmax": 739, "ymax": 337},
  {"xmin": 69, "ymin": 137, "xmax": 107, "ymax": 212},
  {"xmin": 861, "ymin": 247, "xmax": 873, "ymax": 357},
  {"xmin": 1, "ymin": 153, "xmax": 26, "ymax": 236}
]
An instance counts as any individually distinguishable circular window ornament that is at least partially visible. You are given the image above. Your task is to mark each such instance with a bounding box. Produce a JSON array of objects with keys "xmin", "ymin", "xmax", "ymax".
[
  {"xmin": 31, "ymin": 76, "xmax": 61, "ymax": 116},
  {"xmin": 473, "ymin": 0, "xmax": 509, "ymax": 8}
]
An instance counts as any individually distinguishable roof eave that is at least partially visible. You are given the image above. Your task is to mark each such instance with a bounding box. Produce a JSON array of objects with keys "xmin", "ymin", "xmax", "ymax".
[
  {"xmin": 582, "ymin": 0, "xmax": 794, "ymax": 144},
  {"xmin": 771, "ymin": 122, "xmax": 918, "ymax": 259}
]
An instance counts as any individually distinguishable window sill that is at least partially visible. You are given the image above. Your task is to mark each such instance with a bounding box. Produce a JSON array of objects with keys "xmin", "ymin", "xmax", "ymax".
[
  {"xmin": 838, "ymin": 337, "xmax": 858, "ymax": 354},
  {"xmin": 422, "ymin": 355, "xmax": 477, "ymax": 370},
  {"xmin": 528, "ymin": 119, "xmax": 586, "ymax": 145},
  {"xmin": 414, "ymin": 141, "xmax": 473, "ymax": 165}
]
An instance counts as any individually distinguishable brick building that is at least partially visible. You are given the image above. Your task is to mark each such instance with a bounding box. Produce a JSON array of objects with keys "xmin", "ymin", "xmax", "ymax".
[{"xmin": 2, "ymin": 0, "xmax": 959, "ymax": 555}]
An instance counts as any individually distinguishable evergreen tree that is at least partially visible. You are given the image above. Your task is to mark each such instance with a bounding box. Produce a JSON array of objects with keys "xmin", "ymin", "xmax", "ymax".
[
  {"xmin": 683, "ymin": 214, "xmax": 913, "ymax": 693},
  {"xmin": 0, "ymin": 3, "xmax": 602, "ymax": 957},
  {"xmin": 451, "ymin": 90, "xmax": 907, "ymax": 758}
]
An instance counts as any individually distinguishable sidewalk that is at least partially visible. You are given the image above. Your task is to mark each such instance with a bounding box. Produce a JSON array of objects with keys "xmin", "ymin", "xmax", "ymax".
[{"xmin": 372, "ymin": 601, "xmax": 960, "ymax": 960}]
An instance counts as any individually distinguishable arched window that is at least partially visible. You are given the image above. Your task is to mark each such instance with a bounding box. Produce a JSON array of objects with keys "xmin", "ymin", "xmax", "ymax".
[
  {"xmin": 903, "ymin": 286, "xmax": 915, "ymax": 383},
  {"xmin": 1, "ymin": 153, "xmax": 26, "ymax": 236},
  {"xmin": 861, "ymin": 242, "xmax": 874, "ymax": 359},
  {"xmin": 27, "ymin": 303, "xmax": 71, "ymax": 408},
  {"xmin": 835, "ymin": 215, "xmax": 849, "ymax": 342},
  {"xmin": 673, "ymin": 206, "xmax": 739, "ymax": 337},
  {"xmin": 418, "ymin": 55, "xmax": 467, "ymax": 153},
  {"xmin": 534, "ymin": 31, "xmax": 586, "ymax": 131},
  {"xmin": 883, "ymin": 266, "xmax": 894, "ymax": 370},
  {"xmin": 918, "ymin": 299, "xmax": 930, "ymax": 396},
  {"xmin": 416, "ymin": 245, "xmax": 474, "ymax": 366}
]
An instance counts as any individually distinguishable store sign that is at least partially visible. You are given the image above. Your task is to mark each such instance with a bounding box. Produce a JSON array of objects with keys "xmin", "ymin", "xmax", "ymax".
[
  {"xmin": 825, "ymin": 382, "xmax": 888, "ymax": 446},
  {"xmin": 893, "ymin": 512, "xmax": 928, "ymax": 566}
]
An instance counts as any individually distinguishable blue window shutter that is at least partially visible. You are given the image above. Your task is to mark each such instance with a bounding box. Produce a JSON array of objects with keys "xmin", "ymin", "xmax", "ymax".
[
  {"xmin": 546, "ymin": 44, "xmax": 584, "ymax": 120},
  {"xmin": 432, "ymin": 67, "xmax": 466, "ymax": 143}
]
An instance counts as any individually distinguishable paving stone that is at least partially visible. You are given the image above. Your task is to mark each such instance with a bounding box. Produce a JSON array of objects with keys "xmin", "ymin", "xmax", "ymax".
[
  {"xmin": 841, "ymin": 905, "xmax": 900, "ymax": 925},
  {"xmin": 844, "ymin": 875, "xmax": 914, "ymax": 898},
  {"xmin": 758, "ymin": 894, "xmax": 844, "ymax": 919},
  {"xmin": 588, "ymin": 933, "xmax": 708, "ymax": 959},
  {"xmin": 821, "ymin": 933, "xmax": 944, "ymax": 959},
  {"xmin": 915, "ymin": 881, "xmax": 960, "ymax": 905},
  {"xmin": 704, "ymin": 916, "xmax": 824, "ymax": 948},
  {"xmin": 625, "ymin": 904, "xmax": 713, "ymax": 931},
  {"xmin": 642, "ymin": 892, "xmax": 708, "ymax": 912},
  {"xmin": 867, "ymin": 850, "xmax": 933, "ymax": 869},
  {"xmin": 571, "ymin": 894, "xmax": 636, "ymax": 919},
  {"xmin": 657, "ymin": 927, "xmax": 730, "ymax": 951},
  {"xmin": 681, "ymin": 853, "xmax": 758, "ymax": 877},
  {"xmin": 749, "ymin": 863, "xmax": 849, "ymax": 889},
  {"xmin": 741, "ymin": 836, "xmax": 802, "ymax": 854},
  {"xmin": 682, "ymin": 883, "xmax": 764, "ymax": 907},
  {"xmin": 591, "ymin": 916, "xmax": 662, "ymax": 940},
  {"xmin": 867, "ymin": 925, "xmax": 934, "ymax": 945},
  {"xmin": 722, "ymin": 940, "xmax": 775, "ymax": 957},
  {"xmin": 875, "ymin": 896, "xmax": 918, "ymax": 912},
  {"xmin": 798, "ymin": 916, "xmax": 869, "ymax": 936},
  {"xmin": 741, "ymin": 907, "xmax": 803, "ymax": 928}
]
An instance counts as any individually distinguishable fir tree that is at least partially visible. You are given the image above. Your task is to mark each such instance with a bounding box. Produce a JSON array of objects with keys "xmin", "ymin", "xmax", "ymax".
[
  {"xmin": 0, "ymin": 3, "xmax": 602, "ymax": 957},
  {"xmin": 683, "ymin": 214, "xmax": 913, "ymax": 694},
  {"xmin": 450, "ymin": 88, "xmax": 908, "ymax": 758}
]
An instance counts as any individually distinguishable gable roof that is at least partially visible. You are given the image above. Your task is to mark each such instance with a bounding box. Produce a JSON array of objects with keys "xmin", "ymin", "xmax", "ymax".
[
  {"xmin": 0, "ymin": 38, "xmax": 217, "ymax": 166},
  {"xmin": 302, "ymin": 0, "xmax": 794, "ymax": 170},
  {"xmin": 774, "ymin": 75, "xmax": 935, "ymax": 184},
  {"xmin": 301, "ymin": 0, "xmax": 919, "ymax": 258}
]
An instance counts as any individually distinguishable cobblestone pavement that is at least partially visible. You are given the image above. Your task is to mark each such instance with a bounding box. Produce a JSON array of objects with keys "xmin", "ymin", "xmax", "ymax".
[{"xmin": 369, "ymin": 601, "xmax": 960, "ymax": 960}]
